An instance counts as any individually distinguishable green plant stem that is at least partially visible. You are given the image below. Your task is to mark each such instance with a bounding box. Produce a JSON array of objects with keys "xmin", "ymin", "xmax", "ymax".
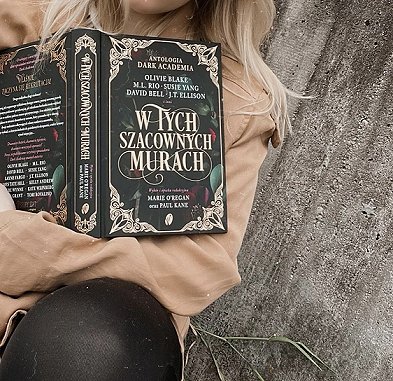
[
  {"xmin": 191, "ymin": 324, "xmax": 336, "ymax": 375},
  {"xmin": 192, "ymin": 324, "xmax": 266, "ymax": 381},
  {"xmin": 197, "ymin": 329, "xmax": 226, "ymax": 381}
]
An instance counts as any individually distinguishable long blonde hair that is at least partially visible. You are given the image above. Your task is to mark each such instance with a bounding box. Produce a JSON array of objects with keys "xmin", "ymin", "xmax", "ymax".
[{"xmin": 38, "ymin": 0, "xmax": 292, "ymax": 139}]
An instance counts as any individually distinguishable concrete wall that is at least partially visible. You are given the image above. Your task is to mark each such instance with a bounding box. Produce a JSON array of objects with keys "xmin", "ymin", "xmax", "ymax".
[{"xmin": 185, "ymin": 0, "xmax": 393, "ymax": 380}]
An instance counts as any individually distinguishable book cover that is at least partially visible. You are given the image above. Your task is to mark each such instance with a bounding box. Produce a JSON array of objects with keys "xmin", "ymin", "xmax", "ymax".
[
  {"xmin": 0, "ymin": 29, "xmax": 227, "ymax": 237},
  {"xmin": 0, "ymin": 38, "xmax": 69, "ymax": 223}
]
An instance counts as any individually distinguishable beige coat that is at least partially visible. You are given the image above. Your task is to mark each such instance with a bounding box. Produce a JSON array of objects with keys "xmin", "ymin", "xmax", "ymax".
[{"xmin": 0, "ymin": 0, "xmax": 282, "ymax": 350}]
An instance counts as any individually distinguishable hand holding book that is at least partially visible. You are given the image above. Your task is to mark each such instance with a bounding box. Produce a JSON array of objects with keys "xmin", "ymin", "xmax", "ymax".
[{"xmin": 0, "ymin": 184, "xmax": 15, "ymax": 212}]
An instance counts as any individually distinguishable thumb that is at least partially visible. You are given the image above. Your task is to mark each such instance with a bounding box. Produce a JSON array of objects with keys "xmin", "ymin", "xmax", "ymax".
[{"xmin": 0, "ymin": 184, "xmax": 16, "ymax": 212}]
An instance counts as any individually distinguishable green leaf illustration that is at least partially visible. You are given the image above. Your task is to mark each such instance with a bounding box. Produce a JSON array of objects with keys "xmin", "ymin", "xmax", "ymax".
[
  {"xmin": 210, "ymin": 164, "xmax": 223, "ymax": 193},
  {"xmin": 52, "ymin": 164, "xmax": 65, "ymax": 201}
]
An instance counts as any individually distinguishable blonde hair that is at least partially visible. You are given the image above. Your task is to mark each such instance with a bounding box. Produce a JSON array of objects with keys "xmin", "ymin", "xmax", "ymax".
[{"xmin": 38, "ymin": 0, "xmax": 293, "ymax": 139}]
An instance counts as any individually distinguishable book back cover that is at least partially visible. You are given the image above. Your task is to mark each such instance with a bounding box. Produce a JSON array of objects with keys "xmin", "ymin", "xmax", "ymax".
[{"xmin": 0, "ymin": 40, "xmax": 69, "ymax": 224}]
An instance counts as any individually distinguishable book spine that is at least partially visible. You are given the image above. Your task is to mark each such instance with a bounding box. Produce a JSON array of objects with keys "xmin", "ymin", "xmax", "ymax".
[
  {"xmin": 70, "ymin": 29, "xmax": 101, "ymax": 237},
  {"xmin": 64, "ymin": 33, "xmax": 74, "ymax": 231},
  {"xmin": 98, "ymin": 33, "xmax": 110, "ymax": 237}
]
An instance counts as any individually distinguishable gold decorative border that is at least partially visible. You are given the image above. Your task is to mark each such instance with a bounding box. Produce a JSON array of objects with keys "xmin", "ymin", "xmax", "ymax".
[
  {"xmin": 109, "ymin": 37, "xmax": 154, "ymax": 80},
  {"xmin": 182, "ymin": 184, "xmax": 225, "ymax": 232},
  {"xmin": 72, "ymin": 33, "xmax": 99, "ymax": 235},
  {"xmin": 75, "ymin": 34, "xmax": 97, "ymax": 54},
  {"xmin": 109, "ymin": 182, "xmax": 225, "ymax": 234},
  {"xmin": 75, "ymin": 211, "xmax": 97, "ymax": 234},
  {"xmin": 0, "ymin": 51, "xmax": 17, "ymax": 74},
  {"xmin": 177, "ymin": 43, "xmax": 219, "ymax": 88},
  {"xmin": 41, "ymin": 39, "xmax": 67, "ymax": 82},
  {"xmin": 42, "ymin": 38, "xmax": 68, "ymax": 223},
  {"xmin": 51, "ymin": 186, "xmax": 68, "ymax": 225},
  {"xmin": 108, "ymin": 37, "xmax": 219, "ymax": 88},
  {"xmin": 109, "ymin": 183, "xmax": 158, "ymax": 234}
]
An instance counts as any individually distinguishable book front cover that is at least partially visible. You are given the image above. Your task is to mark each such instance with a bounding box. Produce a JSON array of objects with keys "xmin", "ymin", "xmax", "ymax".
[{"xmin": 102, "ymin": 35, "xmax": 227, "ymax": 236}]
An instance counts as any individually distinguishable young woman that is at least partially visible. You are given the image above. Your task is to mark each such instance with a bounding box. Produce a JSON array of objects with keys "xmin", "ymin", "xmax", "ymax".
[{"xmin": 0, "ymin": 0, "xmax": 287, "ymax": 379}]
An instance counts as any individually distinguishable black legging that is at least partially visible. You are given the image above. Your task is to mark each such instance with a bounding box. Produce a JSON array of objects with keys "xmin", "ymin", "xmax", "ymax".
[{"xmin": 0, "ymin": 278, "xmax": 182, "ymax": 381}]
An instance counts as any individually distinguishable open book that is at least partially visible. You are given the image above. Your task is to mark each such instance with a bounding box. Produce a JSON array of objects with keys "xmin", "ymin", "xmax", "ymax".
[{"xmin": 0, "ymin": 28, "xmax": 227, "ymax": 237}]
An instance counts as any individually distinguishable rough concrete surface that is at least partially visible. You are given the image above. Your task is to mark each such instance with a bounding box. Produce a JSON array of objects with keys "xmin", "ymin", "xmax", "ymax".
[{"xmin": 185, "ymin": 0, "xmax": 393, "ymax": 380}]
